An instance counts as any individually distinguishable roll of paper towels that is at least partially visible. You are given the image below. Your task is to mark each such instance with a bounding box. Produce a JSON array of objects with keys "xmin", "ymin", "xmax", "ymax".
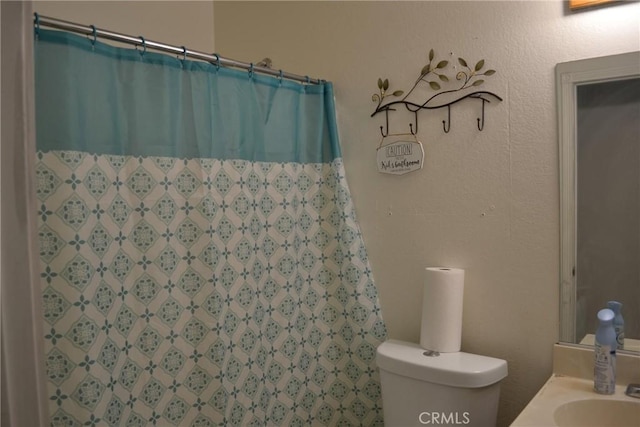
[{"xmin": 420, "ymin": 267, "xmax": 465, "ymax": 353}]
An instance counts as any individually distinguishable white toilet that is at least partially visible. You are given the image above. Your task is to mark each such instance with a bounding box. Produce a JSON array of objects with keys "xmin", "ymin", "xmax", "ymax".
[{"xmin": 377, "ymin": 339, "xmax": 508, "ymax": 427}]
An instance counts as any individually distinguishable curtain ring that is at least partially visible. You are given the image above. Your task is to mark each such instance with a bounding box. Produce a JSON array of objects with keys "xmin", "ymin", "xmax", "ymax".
[
  {"xmin": 249, "ymin": 63, "xmax": 254, "ymax": 79},
  {"xmin": 213, "ymin": 53, "xmax": 220, "ymax": 70},
  {"xmin": 138, "ymin": 36, "xmax": 146, "ymax": 56},
  {"xmin": 89, "ymin": 25, "xmax": 97, "ymax": 45},
  {"xmin": 278, "ymin": 69, "xmax": 284, "ymax": 86},
  {"xmin": 181, "ymin": 46, "xmax": 187, "ymax": 62},
  {"xmin": 305, "ymin": 76, "xmax": 311, "ymax": 84},
  {"xmin": 34, "ymin": 13, "xmax": 40, "ymax": 37}
]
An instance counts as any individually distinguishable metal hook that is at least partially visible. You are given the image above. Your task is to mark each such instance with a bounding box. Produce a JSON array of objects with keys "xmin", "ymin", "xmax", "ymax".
[
  {"xmin": 90, "ymin": 25, "xmax": 97, "ymax": 45},
  {"xmin": 180, "ymin": 46, "xmax": 187, "ymax": 62},
  {"xmin": 278, "ymin": 70, "xmax": 284, "ymax": 86},
  {"xmin": 213, "ymin": 53, "xmax": 220, "ymax": 70},
  {"xmin": 380, "ymin": 110, "xmax": 390, "ymax": 137},
  {"xmin": 442, "ymin": 105, "xmax": 451, "ymax": 133},
  {"xmin": 305, "ymin": 76, "xmax": 311, "ymax": 84},
  {"xmin": 249, "ymin": 63, "xmax": 254, "ymax": 78},
  {"xmin": 138, "ymin": 36, "xmax": 146, "ymax": 56},
  {"xmin": 477, "ymin": 98, "xmax": 488, "ymax": 131},
  {"xmin": 409, "ymin": 111, "xmax": 419, "ymax": 135}
]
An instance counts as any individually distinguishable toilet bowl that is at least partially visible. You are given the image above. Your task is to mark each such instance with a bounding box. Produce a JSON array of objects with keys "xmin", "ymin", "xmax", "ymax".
[{"xmin": 377, "ymin": 339, "xmax": 508, "ymax": 427}]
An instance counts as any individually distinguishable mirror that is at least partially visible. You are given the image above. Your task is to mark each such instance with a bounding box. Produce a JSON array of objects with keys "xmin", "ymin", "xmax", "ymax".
[{"xmin": 557, "ymin": 51, "xmax": 640, "ymax": 353}]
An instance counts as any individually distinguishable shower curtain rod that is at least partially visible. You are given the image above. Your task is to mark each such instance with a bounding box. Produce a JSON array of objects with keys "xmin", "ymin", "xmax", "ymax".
[{"xmin": 33, "ymin": 13, "xmax": 324, "ymax": 85}]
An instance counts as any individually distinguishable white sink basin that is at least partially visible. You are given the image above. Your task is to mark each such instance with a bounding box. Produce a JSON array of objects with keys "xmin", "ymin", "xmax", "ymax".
[
  {"xmin": 554, "ymin": 399, "xmax": 640, "ymax": 427},
  {"xmin": 511, "ymin": 375, "xmax": 640, "ymax": 427}
]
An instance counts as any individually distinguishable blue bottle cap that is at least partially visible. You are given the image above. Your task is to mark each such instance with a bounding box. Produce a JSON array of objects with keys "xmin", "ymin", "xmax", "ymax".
[
  {"xmin": 597, "ymin": 308, "xmax": 614, "ymax": 323},
  {"xmin": 607, "ymin": 301, "xmax": 622, "ymax": 311}
]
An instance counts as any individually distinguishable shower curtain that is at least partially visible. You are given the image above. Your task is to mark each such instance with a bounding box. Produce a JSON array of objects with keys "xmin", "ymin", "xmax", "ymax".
[{"xmin": 35, "ymin": 29, "xmax": 387, "ymax": 426}]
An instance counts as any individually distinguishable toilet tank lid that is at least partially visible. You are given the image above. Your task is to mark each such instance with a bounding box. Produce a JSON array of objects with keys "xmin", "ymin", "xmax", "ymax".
[{"xmin": 376, "ymin": 339, "xmax": 508, "ymax": 388}]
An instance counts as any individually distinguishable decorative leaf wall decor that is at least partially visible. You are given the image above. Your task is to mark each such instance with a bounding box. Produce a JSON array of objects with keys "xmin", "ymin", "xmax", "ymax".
[{"xmin": 371, "ymin": 49, "xmax": 502, "ymax": 135}]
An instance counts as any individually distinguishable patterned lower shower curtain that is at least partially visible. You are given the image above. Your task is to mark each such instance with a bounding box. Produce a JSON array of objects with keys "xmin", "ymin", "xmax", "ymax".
[{"xmin": 35, "ymin": 29, "xmax": 387, "ymax": 426}]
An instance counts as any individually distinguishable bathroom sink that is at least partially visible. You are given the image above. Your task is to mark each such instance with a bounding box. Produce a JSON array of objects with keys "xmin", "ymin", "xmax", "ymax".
[
  {"xmin": 511, "ymin": 346, "xmax": 640, "ymax": 427},
  {"xmin": 553, "ymin": 399, "xmax": 640, "ymax": 427}
]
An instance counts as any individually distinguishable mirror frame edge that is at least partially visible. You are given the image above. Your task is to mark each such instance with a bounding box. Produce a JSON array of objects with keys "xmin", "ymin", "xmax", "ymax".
[
  {"xmin": 556, "ymin": 51, "xmax": 640, "ymax": 347},
  {"xmin": 556, "ymin": 60, "xmax": 577, "ymax": 344}
]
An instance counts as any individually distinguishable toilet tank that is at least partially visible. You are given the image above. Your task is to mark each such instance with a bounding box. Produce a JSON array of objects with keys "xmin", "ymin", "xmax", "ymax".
[{"xmin": 377, "ymin": 340, "xmax": 508, "ymax": 427}]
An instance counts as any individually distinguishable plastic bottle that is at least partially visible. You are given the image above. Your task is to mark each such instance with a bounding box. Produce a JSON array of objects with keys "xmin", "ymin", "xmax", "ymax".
[
  {"xmin": 607, "ymin": 301, "xmax": 625, "ymax": 349},
  {"xmin": 594, "ymin": 308, "xmax": 616, "ymax": 394}
]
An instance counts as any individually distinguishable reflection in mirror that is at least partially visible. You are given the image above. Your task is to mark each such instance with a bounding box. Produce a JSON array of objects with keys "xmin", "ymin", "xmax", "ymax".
[
  {"xmin": 576, "ymin": 78, "xmax": 640, "ymax": 349},
  {"xmin": 557, "ymin": 52, "xmax": 640, "ymax": 353}
]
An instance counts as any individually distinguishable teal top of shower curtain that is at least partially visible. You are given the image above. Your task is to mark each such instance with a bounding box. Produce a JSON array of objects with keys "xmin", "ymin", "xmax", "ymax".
[{"xmin": 35, "ymin": 29, "xmax": 341, "ymax": 163}]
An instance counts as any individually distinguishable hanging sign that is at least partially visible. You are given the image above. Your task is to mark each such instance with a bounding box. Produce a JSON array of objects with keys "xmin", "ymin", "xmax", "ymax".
[{"xmin": 376, "ymin": 139, "xmax": 424, "ymax": 175}]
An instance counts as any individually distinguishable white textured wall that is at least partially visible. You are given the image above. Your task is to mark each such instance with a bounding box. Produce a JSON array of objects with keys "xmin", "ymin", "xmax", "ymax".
[
  {"xmin": 33, "ymin": 1, "xmax": 215, "ymax": 52},
  {"xmin": 213, "ymin": 2, "xmax": 640, "ymax": 425}
]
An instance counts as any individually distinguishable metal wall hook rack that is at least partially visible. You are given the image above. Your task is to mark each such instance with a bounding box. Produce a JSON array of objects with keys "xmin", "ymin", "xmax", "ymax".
[
  {"xmin": 371, "ymin": 49, "xmax": 503, "ymax": 136},
  {"xmin": 374, "ymin": 91, "xmax": 502, "ymax": 136}
]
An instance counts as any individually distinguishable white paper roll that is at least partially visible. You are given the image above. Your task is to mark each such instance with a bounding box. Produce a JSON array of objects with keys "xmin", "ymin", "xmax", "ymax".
[{"xmin": 420, "ymin": 267, "xmax": 465, "ymax": 353}]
